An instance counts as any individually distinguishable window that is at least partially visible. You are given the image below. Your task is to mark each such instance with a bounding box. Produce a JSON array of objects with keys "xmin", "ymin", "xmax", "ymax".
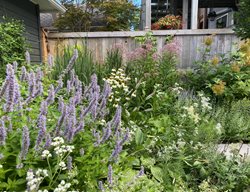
[{"xmin": 216, "ymin": 14, "xmax": 228, "ymax": 28}]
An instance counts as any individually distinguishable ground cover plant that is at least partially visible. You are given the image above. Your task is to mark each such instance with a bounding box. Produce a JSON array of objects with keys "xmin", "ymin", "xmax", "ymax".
[{"xmin": 0, "ymin": 33, "xmax": 250, "ymax": 191}]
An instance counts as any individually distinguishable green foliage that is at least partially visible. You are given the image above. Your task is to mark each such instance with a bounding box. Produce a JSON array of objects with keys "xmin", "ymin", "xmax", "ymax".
[
  {"xmin": 55, "ymin": 0, "xmax": 139, "ymax": 31},
  {"xmin": 54, "ymin": 4, "xmax": 91, "ymax": 32},
  {"xmin": 51, "ymin": 45, "xmax": 102, "ymax": 85},
  {"xmin": 185, "ymin": 35, "xmax": 250, "ymax": 101},
  {"xmin": 234, "ymin": 0, "xmax": 250, "ymax": 39},
  {"xmin": 0, "ymin": 17, "xmax": 27, "ymax": 75}
]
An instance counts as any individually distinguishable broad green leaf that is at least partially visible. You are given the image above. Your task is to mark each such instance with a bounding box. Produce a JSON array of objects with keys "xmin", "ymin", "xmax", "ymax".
[
  {"xmin": 150, "ymin": 166, "xmax": 163, "ymax": 183},
  {"xmin": 135, "ymin": 128, "xmax": 144, "ymax": 145}
]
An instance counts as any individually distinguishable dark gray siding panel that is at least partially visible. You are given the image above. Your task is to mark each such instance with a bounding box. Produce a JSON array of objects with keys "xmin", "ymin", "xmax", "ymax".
[{"xmin": 0, "ymin": 0, "xmax": 41, "ymax": 63}]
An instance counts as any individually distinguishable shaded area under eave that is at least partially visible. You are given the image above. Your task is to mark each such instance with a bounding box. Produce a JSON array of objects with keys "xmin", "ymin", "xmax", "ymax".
[{"xmin": 176, "ymin": 0, "xmax": 237, "ymax": 8}]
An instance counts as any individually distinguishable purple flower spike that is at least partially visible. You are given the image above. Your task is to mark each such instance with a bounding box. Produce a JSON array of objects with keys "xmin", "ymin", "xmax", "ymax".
[
  {"xmin": 111, "ymin": 106, "xmax": 122, "ymax": 135},
  {"xmin": 59, "ymin": 49, "xmax": 78, "ymax": 80},
  {"xmin": 25, "ymin": 51, "xmax": 31, "ymax": 65},
  {"xmin": 55, "ymin": 78, "xmax": 63, "ymax": 94},
  {"xmin": 100, "ymin": 122, "xmax": 112, "ymax": 143},
  {"xmin": 137, "ymin": 166, "xmax": 144, "ymax": 177},
  {"xmin": 28, "ymin": 71, "xmax": 36, "ymax": 98},
  {"xmin": 46, "ymin": 85, "xmax": 55, "ymax": 105},
  {"xmin": 35, "ymin": 115, "xmax": 46, "ymax": 150},
  {"xmin": 13, "ymin": 61, "xmax": 18, "ymax": 73},
  {"xmin": 67, "ymin": 156, "xmax": 72, "ymax": 171},
  {"xmin": 20, "ymin": 126, "xmax": 30, "ymax": 159},
  {"xmin": 121, "ymin": 128, "xmax": 130, "ymax": 145},
  {"xmin": 47, "ymin": 53, "xmax": 54, "ymax": 68},
  {"xmin": 44, "ymin": 133, "xmax": 51, "ymax": 149},
  {"xmin": 0, "ymin": 119, "xmax": 6, "ymax": 146},
  {"xmin": 108, "ymin": 164, "xmax": 113, "ymax": 187},
  {"xmin": 110, "ymin": 140, "xmax": 123, "ymax": 161},
  {"xmin": 36, "ymin": 68, "xmax": 43, "ymax": 82},
  {"xmin": 98, "ymin": 181, "xmax": 105, "ymax": 191},
  {"xmin": 4, "ymin": 64, "xmax": 15, "ymax": 112}
]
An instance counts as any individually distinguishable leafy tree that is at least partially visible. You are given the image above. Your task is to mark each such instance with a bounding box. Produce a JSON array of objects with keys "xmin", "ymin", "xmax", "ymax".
[
  {"xmin": 0, "ymin": 17, "xmax": 27, "ymax": 75},
  {"xmin": 54, "ymin": 0, "xmax": 139, "ymax": 32},
  {"xmin": 234, "ymin": 0, "xmax": 250, "ymax": 39}
]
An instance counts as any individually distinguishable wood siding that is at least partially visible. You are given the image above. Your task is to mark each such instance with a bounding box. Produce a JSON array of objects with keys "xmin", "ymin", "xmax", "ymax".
[
  {"xmin": 0, "ymin": 0, "xmax": 41, "ymax": 63},
  {"xmin": 48, "ymin": 29, "xmax": 239, "ymax": 69}
]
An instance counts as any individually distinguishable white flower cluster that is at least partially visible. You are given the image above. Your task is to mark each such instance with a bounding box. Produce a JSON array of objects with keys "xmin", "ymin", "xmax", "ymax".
[
  {"xmin": 215, "ymin": 123, "xmax": 222, "ymax": 135},
  {"xmin": 41, "ymin": 150, "xmax": 52, "ymax": 158},
  {"xmin": 171, "ymin": 83, "xmax": 183, "ymax": 95},
  {"xmin": 198, "ymin": 93, "xmax": 212, "ymax": 110},
  {"xmin": 0, "ymin": 164, "xmax": 2, "ymax": 169},
  {"xmin": 183, "ymin": 105, "xmax": 200, "ymax": 124},
  {"xmin": 59, "ymin": 161, "xmax": 67, "ymax": 170},
  {"xmin": 51, "ymin": 137, "xmax": 65, "ymax": 147},
  {"xmin": 26, "ymin": 169, "xmax": 48, "ymax": 191},
  {"xmin": 54, "ymin": 180, "xmax": 71, "ymax": 192},
  {"xmin": 51, "ymin": 137, "xmax": 74, "ymax": 156},
  {"xmin": 104, "ymin": 68, "xmax": 134, "ymax": 107},
  {"xmin": 55, "ymin": 145, "xmax": 74, "ymax": 156}
]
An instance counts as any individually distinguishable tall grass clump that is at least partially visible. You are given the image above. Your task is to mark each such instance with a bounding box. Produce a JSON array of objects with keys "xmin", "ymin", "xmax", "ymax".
[{"xmin": 51, "ymin": 46, "xmax": 102, "ymax": 85}]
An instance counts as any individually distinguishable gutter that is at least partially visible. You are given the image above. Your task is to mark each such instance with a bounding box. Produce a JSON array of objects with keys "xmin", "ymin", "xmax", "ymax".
[
  {"xmin": 30, "ymin": 0, "xmax": 66, "ymax": 13},
  {"xmin": 48, "ymin": 0, "xmax": 66, "ymax": 13}
]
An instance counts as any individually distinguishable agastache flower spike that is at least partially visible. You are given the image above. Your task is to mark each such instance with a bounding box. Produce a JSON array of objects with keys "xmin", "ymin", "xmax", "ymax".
[
  {"xmin": 47, "ymin": 53, "xmax": 54, "ymax": 68},
  {"xmin": 20, "ymin": 66, "xmax": 27, "ymax": 82},
  {"xmin": 4, "ymin": 64, "xmax": 15, "ymax": 112},
  {"xmin": 137, "ymin": 166, "xmax": 144, "ymax": 177},
  {"xmin": 59, "ymin": 49, "xmax": 78, "ymax": 80},
  {"xmin": 0, "ymin": 79, "xmax": 9, "ymax": 99},
  {"xmin": 36, "ymin": 68, "xmax": 43, "ymax": 82},
  {"xmin": 25, "ymin": 51, "xmax": 31, "ymax": 65},
  {"xmin": 55, "ymin": 78, "xmax": 63, "ymax": 94},
  {"xmin": 13, "ymin": 61, "xmax": 18, "ymax": 73},
  {"xmin": 67, "ymin": 156, "xmax": 72, "ymax": 171},
  {"xmin": 28, "ymin": 71, "xmax": 36, "ymax": 98},
  {"xmin": 35, "ymin": 115, "xmax": 46, "ymax": 150},
  {"xmin": 121, "ymin": 128, "xmax": 130, "ymax": 145},
  {"xmin": 100, "ymin": 122, "xmax": 112, "ymax": 143},
  {"xmin": 110, "ymin": 140, "xmax": 123, "ymax": 161},
  {"xmin": 0, "ymin": 119, "xmax": 6, "ymax": 145},
  {"xmin": 44, "ymin": 133, "xmax": 51, "ymax": 149},
  {"xmin": 46, "ymin": 85, "xmax": 55, "ymax": 105},
  {"xmin": 108, "ymin": 164, "xmax": 113, "ymax": 187},
  {"xmin": 98, "ymin": 181, "xmax": 104, "ymax": 191},
  {"xmin": 20, "ymin": 126, "xmax": 30, "ymax": 159},
  {"xmin": 55, "ymin": 104, "xmax": 67, "ymax": 136},
  {"xmin": 111, "ymin": 106, "xmax": 122, "ymax": 135}
]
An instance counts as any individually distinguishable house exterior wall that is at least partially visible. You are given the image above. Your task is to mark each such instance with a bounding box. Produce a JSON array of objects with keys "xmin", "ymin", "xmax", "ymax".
[{"xmin": 0, "ymin": 0, "xmax": 42, "ymax": 63}]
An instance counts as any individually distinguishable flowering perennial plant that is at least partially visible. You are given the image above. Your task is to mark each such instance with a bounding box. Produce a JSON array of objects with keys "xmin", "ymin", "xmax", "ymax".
[{"xmin": 152, "ymin": 15, "xmax": 182, "ymax": 30}]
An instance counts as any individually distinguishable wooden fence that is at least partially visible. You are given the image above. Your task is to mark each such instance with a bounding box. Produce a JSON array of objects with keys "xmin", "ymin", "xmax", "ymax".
[{"xmin": 47, "ymin": 29, "xmax": 239, "ymax": 69}]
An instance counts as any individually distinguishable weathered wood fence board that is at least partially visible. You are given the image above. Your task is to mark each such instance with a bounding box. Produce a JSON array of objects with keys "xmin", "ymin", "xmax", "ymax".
[{"xmin": 47, "ymin": 29, "xmax": 239, "ymax": 69}]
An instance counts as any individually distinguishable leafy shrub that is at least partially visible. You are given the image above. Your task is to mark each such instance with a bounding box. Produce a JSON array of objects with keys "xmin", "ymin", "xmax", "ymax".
[
  {"xmin": 0, "ymin": 17, "xmax": 27, "ymax": 75},
  {"xmin": 51, "ymin": 45, "xmax": 102, "ymax": 85},
  {"xmin": 234, "ymin": 0, "xmax": 250, "ymax": 39},
  {"xmin": 185, "ymin": 35, "xmax": 250, "ymax": 100},
  {"xmin": 151, "ymin": 15, "xmax": 182, "ymax": 30}
]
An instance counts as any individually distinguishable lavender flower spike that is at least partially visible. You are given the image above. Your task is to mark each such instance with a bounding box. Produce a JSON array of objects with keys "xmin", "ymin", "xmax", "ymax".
[
  {"xmin": 47, "ymin": 53, "xmax": 54, "ymax": 68},
  {"xmin": 0, "ymin": 119, "xmax": 7, "ymax": 146},
  {"xmin": 137, "ymin": 166, "xmax": 144, "ymax": 177},
  {"xmin": 20, "ymin": 66, "xmax": 27, "ymax": 82},
  {"xmin": 108, "ymin": 164, "xmax": 113, "ymax": 187},
  {"xmin": 44, "ymin": 133, "xmax": 51, "ymax": 149},
  {"xmin": 4, "ymin": 64, "xmax": 15, "ymax": 112},
  {"xmin": 25, "ymin": 51, "xmax": 31, "ymax": 65},
  {"xmin": 35, "ymin": 115, "xmax": 46, "ymax": 150},
  {"xmin": 67, "ymin": 156, "xmax": 72, "ymax": 171},
  {"xmin": 109, "ymin": 140, "xmax": 123, "ymax": 161},
  {"xmin": 111, "ymin": 106, "xmax": 122, "ymax": 135},
  {"xmin": 100, "ymin": 122, "xmax": 112, "ymax": 143},
  {"xmin": 20, "ymin": 126, "xmax": 30, "ymax": 159},
  {"xmin": 46, "ymin": 85, "xmax": 55, "ymax": 105},
  {"xmin": 98, "ymin": 181, "xmax": 105, "ymax": 191}
]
